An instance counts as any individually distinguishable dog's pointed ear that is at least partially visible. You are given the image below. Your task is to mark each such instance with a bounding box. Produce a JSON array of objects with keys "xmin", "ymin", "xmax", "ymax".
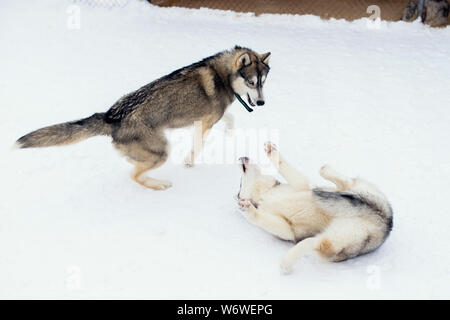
[
  {"xmin": 237, "ymin": 53, "xmax": 252, "ymax": 68},
  {"xmin": 260, "ymin": 52, "xmax": 271, "ymax": 65}
]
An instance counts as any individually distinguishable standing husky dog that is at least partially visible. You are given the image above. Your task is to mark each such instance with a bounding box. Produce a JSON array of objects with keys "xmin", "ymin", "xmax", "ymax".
[
  {"xmin": 15, "ymin": 46, "xmax": 271, "ymax": 190},
  {"xmin": 237, "ymin": 142, "xmax": 393, "ymax": 274}
]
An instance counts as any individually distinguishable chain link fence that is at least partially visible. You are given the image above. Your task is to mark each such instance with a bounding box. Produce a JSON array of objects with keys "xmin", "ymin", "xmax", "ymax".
[
  {"xmin": 69, "ymin": 0, "xmax": 448, "ymax": 26},
  {"xmin": 149, "ymin": 0, "xmax": 410, "ymax": 21},
  {"xmin": 148, "ymin": 0, "xmax": 449, "ymax": 26}
]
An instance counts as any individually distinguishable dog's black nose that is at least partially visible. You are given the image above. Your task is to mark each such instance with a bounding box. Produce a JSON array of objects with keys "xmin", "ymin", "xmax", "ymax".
[{"xmin": 256, "ymin": 100, "xmax": 265, "ymax": 106}]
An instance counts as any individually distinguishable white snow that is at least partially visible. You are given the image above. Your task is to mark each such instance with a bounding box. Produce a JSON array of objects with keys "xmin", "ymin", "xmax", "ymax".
[{"xmin": 1, "ymin": 0, "xmax": 450, "ymax": 299}]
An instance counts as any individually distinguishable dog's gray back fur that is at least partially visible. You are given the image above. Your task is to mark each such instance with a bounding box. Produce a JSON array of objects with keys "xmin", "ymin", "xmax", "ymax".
[
  {"xmin": 313, "ymin": 188, "xmax": 393, "ymax": 240},
  {"xmin": 313, "ymin": 189, "xmax": 393, "ymax": 234},
  {"xmin": 16, "ymin": 46, "xmax": 266, "ymax": 151},
  {"xmin": 106, "ymin": 51, "xmax": 235, "ymax": 130}
]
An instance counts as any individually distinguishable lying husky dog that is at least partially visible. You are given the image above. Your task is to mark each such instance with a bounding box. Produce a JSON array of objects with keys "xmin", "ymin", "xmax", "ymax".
[
  {"xmin": 237, "ymin": 142, "xmax": 393, "ymax": 274},
  {"xmin": 15, "ymin": 46, "xmax": 270, "ymax": 190}
]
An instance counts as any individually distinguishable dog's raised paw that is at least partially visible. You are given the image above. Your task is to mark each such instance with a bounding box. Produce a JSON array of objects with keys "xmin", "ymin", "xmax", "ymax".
[
  {"xmin": 238, "ymin": 199, "xmax": 258, "ymax": 220},
  {"xmin": 238, "ymin": 199, "xmax": 251, "ymax": 210},
  {"xmin": 264, "ymin": 141, "xmax": 278, "ymax": 155},
  {"xmin": 320, "ymin": 165, "xmax": 331, "ymax": 175}
]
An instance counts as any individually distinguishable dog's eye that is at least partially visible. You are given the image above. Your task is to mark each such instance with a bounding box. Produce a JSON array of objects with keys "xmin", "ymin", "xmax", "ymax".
[{"xmin": 248, "ymin": 80, "xmax": 255, "ymax": 86}]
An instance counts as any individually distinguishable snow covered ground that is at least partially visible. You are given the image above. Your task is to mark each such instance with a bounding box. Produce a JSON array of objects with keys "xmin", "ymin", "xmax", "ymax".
[{"xmin": 1, "ymin": 0, "xmax": 449, "ymax": 299}]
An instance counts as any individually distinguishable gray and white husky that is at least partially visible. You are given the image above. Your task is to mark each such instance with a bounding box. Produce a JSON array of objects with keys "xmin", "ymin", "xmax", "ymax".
[
  {"xmin": 237, "ymin": 142, "xmax": 393, "ymax": 274},
  {"xmin": 15, "ymin": 46, "xmax": 270, "ymax": 190}
]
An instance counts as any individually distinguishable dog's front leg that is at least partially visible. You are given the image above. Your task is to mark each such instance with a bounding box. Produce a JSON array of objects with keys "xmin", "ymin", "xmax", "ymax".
[
  {"xmin": 238, "ymin": 199, "xmax": 295, "ymax": 242},
  {"xmin": 184, "ymin": 120, "xmax": 213, "ymax": 167},
  {"xmin": 222, "ymin": 112, "xmax": 234, "ymax": 136},
  {"xmin": 238, "ymin": 198, "xmax": 258, "ymax": 220},
  {"xmin": 265, "ymin": 142, "xmax": 310, "ymax": 191}
]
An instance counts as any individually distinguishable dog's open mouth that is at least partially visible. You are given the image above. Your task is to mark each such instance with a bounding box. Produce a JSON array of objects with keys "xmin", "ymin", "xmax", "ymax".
[
  {"xmin": 247, "ymin": 94, "xmax": 255, "ymax": 107},
  {"xmin": 239, "ymin": 157, "xmax": 249, "ymax": 173}
]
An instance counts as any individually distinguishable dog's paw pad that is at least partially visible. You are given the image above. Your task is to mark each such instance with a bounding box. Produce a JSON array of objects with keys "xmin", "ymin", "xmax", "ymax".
[
  {"xmin": 238, "ymin": 199, "xmax": 251, "ymax": 210},
  {"xmin": 264, "ymin": 141, "xmax": 278, "ymax": 155}
]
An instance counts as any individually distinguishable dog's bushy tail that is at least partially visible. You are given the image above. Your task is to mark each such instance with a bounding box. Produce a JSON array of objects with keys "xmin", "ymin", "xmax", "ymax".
[{"xmin": 15, "ymin": 113, "xmax": 112, "ymax": 149}]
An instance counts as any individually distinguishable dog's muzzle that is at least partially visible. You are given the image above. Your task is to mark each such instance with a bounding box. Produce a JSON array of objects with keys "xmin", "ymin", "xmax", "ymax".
[
  {"xmin": 239, "ymin": 156, "xmax": 249, "ymax": 173},
  {"xmin": 246, "ymin": 94, "xmax": 256, "ymax": 107}
]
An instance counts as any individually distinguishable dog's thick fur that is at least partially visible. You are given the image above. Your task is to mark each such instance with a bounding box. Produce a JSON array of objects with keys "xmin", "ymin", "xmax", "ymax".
[
  {"xmin": 237, "ymin": 142, "xmax": 393, "ymax": 274},
  {"xmin": 402, "ymin": 0, "xmax": 449, "ymax": 27},
  {"xmin": 15, "ymin": 46, "xmax": 270, "ymax": 190}
]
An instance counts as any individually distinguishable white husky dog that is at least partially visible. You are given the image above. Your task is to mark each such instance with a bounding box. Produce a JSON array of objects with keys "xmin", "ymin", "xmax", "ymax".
[{"xmin": 237, "ymin": 142, "xmax": 393, "ymax": 274}]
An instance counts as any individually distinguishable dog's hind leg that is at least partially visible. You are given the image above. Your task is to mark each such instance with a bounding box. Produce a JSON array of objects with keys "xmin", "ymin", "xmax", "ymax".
[
  {"xmin": 264, "ymin": 142, "xmax": 310, "ymax": 191},
  {"xmin": 314, "ymin": 219, "xmax": 379, "ymax": 263},
  {"xmin": 280, "ymin": 237, "xmax": 320, "ymax": 274},
  {"xmin": 114, "ymin": 131, "xmax": 171, "ymax": 190},
  {"xmin": 281, "ymin": 231, "xmax": 372, "ymax": 274},
  {"xmin": 319, "ymin": 165, "xmax": 354, "ymax": 191},
  {"xmin": 130, "ymin": 158, "xmax": 171, "ymax": 190}
]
